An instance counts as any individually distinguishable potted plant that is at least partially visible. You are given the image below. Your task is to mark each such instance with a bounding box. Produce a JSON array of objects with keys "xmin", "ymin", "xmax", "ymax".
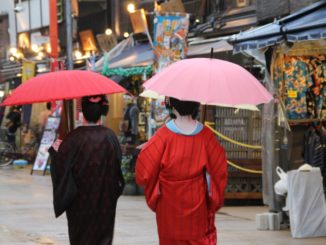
[{"xmin": 121, "ymin": 155, "xmax": 137, "ymax": 195}]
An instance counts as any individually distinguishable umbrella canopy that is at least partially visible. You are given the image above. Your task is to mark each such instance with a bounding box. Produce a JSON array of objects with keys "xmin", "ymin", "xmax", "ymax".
[
  {"xmin": 141, "ymin": 58, "xmax": 273, "ymax": 109},
  {"xmin": 2, "ymin": 70, "xmax": 127, "ymax": 106}
]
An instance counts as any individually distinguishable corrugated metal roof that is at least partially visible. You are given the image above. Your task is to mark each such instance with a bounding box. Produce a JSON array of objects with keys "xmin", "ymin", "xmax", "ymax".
[
  {"xmin": 0, "ymin": 62, "xmax": 21, "ymax": 84},
  {"xmin": 108, "ymin": 44, "xmax": 154, "ymax": 69},
  {"xmin": 231, "ymin": 1, "xmax": 326, "ymax": 53}
]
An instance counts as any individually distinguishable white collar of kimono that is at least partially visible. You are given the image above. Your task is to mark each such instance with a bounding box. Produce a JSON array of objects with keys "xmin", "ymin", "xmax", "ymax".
[
  {"xmin": 85, "ymin": 122, "xmax": 100, "ymax": 126},
  {"xmin": 166, "ymin": 120, "xmax": 203, "ymax": 136}
]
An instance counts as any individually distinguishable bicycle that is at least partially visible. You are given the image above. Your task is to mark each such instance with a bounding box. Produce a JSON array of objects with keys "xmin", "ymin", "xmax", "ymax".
[
  {"xmin": 0, "ymin": 140, "xmax": 15, "ymax": 167},
  {"xmin": 0, "ymin": 127, "xmax": 39, "ymax": 167}
]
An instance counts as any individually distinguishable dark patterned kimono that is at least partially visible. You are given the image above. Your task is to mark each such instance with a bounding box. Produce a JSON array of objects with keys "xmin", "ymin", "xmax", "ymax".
[{"xmin": 50, "ymin": 126, "xmax": 124, "ymax": 245}]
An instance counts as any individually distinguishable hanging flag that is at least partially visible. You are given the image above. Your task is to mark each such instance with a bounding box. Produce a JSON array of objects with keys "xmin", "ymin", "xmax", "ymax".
[
  {"xmin": 21, "ymin": 60, "xmax": 36, "ymax": 130},
  {"xmin": 153, "ymin": 14, "xmax": 189, "ymax": 72},
  {"xmin": 22, "ymin": 60, "xmax": 35, "ymax": 82}
]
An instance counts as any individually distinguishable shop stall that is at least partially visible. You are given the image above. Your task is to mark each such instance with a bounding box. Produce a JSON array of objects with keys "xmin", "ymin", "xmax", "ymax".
[{"xmin": 231, "ymin": 0, "xmax": 326, "ymax": 213}]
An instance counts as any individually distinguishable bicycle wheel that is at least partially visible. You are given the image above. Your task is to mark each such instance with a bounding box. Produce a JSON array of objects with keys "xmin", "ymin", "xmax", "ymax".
[{"xmin": 0, "ymin": 141, "xmax": 15, "ymax": 167}]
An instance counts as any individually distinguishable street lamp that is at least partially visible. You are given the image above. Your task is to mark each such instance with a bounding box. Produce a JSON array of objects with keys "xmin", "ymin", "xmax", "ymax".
[
  {"xmin": 105, "ymin": 28, "xmax": 113, "ymax": 36},
  {"xmin": 9, "ymin": 47, "xmax": 18, "ymax": 56},
  {"xmin": 74, "ymin": 50, "xmax": 82, "ymax": 59},
  {"xmin": 31, "ymin": 44, "xmax": 39, "ymax": 53},
  {"xmin": 127, "ymin": 3, "xmax": 136, "ymax": 13},
  {"xmin": 123, "ymin": 32, "xmax": 130, "ymax": 38}
]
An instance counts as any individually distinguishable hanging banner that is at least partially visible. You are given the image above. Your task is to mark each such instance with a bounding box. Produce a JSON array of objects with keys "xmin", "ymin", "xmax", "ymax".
[
  {"xmin": 22, "ymin": 60, "xmax": 36, "ymax": 82},
  {"xmin": 130, "ymin": 9, "xmax": 149, "ymax": 34},
  {"xmin": 158, "ymin": 0, "xmax": 186, "ymax": 13},
  {"xmin": 79, "ymin": 29, "xmax": 98, "ymax": 52},
  {"xmin": 153, "ymin": 14, "xmax": 189, "ymax": 72},
  {"xmin": 32, "ymin": 115, "xmax": 61, "ymax": 174},
  {"xmin": 21, "ymin": 60, "xmax": 36, "ymax": 130}
]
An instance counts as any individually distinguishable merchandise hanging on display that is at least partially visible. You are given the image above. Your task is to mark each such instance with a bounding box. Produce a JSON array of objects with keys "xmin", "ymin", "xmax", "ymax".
[
  {"xmin": 271, "ymin": 42, "xmax": 326, "ymax": 190},
  {"xmin": 274, "ymin": 54, "xmax": 326, "ymax": 120}
]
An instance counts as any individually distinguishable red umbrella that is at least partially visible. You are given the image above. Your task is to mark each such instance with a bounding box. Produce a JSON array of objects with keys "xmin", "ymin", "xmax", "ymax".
[{"xmin": 2, "ymin": 70, "xmax": 127, "ymax": 106}]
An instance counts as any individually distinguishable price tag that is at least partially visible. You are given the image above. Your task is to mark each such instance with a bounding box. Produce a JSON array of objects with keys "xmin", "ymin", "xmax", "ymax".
[{"xmin": 288, "ymin": 90, "xmax": 298, "ymax": 98}]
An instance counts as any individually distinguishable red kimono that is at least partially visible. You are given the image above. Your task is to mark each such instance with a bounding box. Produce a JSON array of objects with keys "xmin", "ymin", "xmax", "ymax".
[{"xmin": 136, "ymin": 125, "xmax": 227, "ymax": 244}]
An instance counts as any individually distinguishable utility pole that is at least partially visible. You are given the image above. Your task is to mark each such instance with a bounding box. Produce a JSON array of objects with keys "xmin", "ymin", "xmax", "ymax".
[
  {"xmin": 65, "ymin": 0, "xmax": 74, "ymax": 132},
  {"xmin": 65, "ymin": 0, "xmax": 73, "ymax": 70}
]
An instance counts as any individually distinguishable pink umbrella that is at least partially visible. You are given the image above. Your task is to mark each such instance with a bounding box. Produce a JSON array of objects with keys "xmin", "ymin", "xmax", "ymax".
[{"xmin": 142, "ymin": 58, "xmax": 273, "ymax": 110}]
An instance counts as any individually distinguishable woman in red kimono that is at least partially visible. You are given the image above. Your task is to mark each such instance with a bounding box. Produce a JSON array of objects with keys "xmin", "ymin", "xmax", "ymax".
[
  {"xmin": 50, "ymin": 95, "xmax": 124, "ymax": 245},
  {"xmin": 136, "ymin": 97, "xmax": 227, "ymax": 244}
]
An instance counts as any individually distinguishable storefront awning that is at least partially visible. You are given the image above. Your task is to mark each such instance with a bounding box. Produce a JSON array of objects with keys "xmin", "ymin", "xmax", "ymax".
[
  {"xmin": 230, "ymin": 1, "xmax": 326, "ymax": 53},
  {"xmin": 108, "ymin": 44, "xmax": 154, "ymax": 69},
  {"xmin": 187, "ymin": 39, "xmax": 233, "ymax": 57},
  {"xmin": 0, "ymin": 62, "xmax": 22, "ymax": 84}
]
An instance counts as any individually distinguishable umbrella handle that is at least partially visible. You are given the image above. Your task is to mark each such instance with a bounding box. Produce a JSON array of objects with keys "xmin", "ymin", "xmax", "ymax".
[
  {"xmin": 200, "ymin": 105, "xmax": 207, "ymax": 124},
  {"xmin": 58, "ymin": 101, "xmax": 70, "ymax": 140}
]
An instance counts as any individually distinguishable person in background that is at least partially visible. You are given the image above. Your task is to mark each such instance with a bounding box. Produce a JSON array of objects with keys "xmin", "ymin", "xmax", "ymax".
[
  {"xmin": 38, "ymin": 102, "xmax": 52, "ymax": 133},
  {"xmin": 136, "ymin": 97, "xmax": 227, "ymax": 245},
  {"xmin": 36, "ymin": 102, "xmax": 52, "ymax": 141},
  {"xmin": 49, "ymin": 94, "xmax": 124, "ymax": 245},
  {"xmin": 0, "ymin": 95, "xmax": 8, "ymax": 126},
  {"xmin": 5, "ymin": 106, "xmax": 21, "ymax": 149},
  {"xmin": 122, "ymin": 96, "xmax": 139, "ymax": 144}
]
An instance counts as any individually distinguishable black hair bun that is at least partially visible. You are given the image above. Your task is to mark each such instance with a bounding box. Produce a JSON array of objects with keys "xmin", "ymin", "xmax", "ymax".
[{"xmin": 81, "ymin": 94, "xmax": 109, "ymax": 122}]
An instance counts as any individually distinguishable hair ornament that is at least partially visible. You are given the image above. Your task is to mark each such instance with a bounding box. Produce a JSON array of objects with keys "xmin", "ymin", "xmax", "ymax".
[{"xmin": 89, "ymin": 96, "xmax": 102, "ymax": 103}]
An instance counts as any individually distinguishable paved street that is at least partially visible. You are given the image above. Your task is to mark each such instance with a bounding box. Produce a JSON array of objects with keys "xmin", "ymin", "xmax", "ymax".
[{"xmin": 0, "ymin": 166, "xmax": 325, "ymax": 245}]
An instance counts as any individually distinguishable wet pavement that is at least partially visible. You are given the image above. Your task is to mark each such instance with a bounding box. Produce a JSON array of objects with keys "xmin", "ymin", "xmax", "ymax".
[{"xmin": 1, "ymin": 166, "xmax": 325, "ymax": 245}]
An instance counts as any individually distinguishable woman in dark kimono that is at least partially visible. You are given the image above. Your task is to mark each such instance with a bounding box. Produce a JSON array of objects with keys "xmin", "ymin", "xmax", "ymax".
[{"xmin": 50, "ymin": 94, "xmax": 124, "ymax": 245}]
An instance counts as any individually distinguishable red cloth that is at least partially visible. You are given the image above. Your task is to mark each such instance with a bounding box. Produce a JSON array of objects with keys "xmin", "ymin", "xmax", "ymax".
[
  {"xmin": 159, "ymin": 211, "xmax": 217, "ymax": 245},
  {"xmin": 136, "ymin": 125, "xmax": 227, "ymax": 242}
]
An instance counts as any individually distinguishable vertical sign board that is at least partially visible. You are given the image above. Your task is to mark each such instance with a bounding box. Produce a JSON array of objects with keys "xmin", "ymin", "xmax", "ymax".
[
  {"xmin": 31, "ymin": 105, "xmax": 61, "ymax": 175},
  {"xmin": 151, "ymin": 14, "xmax": 189, "ymax": 135},
  {"xmin": 153, "ymin": 14, "xmax": 189, "ymax": 73},
  {"xmin": 79, "ymin": 29, "xmax": 97, "ymax": 52},
  {"xmin": 96, "ymin": 33, "xmax": 117, "ymax": 53}
]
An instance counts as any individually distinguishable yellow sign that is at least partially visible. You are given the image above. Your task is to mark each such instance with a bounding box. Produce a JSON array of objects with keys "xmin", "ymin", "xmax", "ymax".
[
  {"xmin": 22, "ymin": 60, "xmax": 36, "ymax": 82},
  {"xmin": 79, "ymin": 30, "xmax": 97, "ymax": 52},
  {"xmin": 129, "ymin": 9, "xmax": 149, "ymax": 34},
  {"xmin": 287, "ymin": 90, "xmax": 298, "ymax": 98}
]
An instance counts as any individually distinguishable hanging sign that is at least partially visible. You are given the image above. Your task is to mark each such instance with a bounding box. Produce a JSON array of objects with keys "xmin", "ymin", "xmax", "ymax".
[
  {"xmin": 32, "ymin": 115, "xmax": 61, "ymax": 174},
  {"xmin": 153, "ymin": 14, "xmax": 189, "ymax": 72},
  {"xmin": 96, "ymin": 33, "xmax": 117, "ymax": 53},
  {"xmin": 79, "ymin": 29, "xmax": 97, "ymax": 52}
]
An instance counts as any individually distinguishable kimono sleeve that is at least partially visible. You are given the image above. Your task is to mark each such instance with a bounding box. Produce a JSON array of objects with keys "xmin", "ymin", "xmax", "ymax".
[
  {"xmin": 49, "ymin": 133, "xmax": 78, "ymax": 217},
  {"xmin": 205, "ymin": 129, "xmax": 227, "ymax": 212},
  {"xmin": 135, "ymin": 132, "xmax": 165, "ymax": 211},
  {"xmin": 50, "ymin": 133, "xmax": 76, "ymax": 186},
  {"xmin": 107, "ymin": 129, "xmax": 125, "ymax": 198}
]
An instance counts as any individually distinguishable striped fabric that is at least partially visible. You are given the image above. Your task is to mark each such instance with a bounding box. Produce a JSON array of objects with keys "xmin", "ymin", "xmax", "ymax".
[{"xmin": 136, "ymin": 125, "xmax": 227, "ymax": 244}]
